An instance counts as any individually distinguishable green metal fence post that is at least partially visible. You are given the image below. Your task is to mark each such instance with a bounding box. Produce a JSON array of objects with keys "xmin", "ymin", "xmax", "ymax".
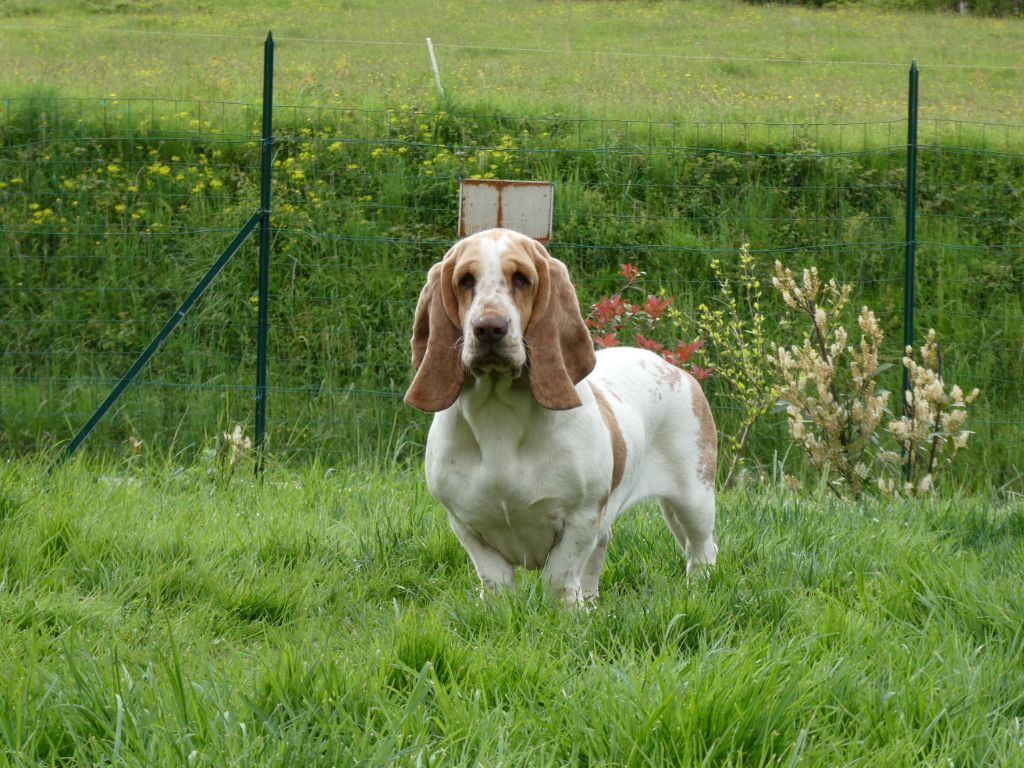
[
  {"xmin": 903, "ymin": 61, "xmax": 919, "ymax": 414},
  {"xmin": 902, "ymin": 61, "xmax": 919, "ymax": 479},
  {"xmin": 254, "ymin": 31, "xmax": 274, "ymax": 476}
]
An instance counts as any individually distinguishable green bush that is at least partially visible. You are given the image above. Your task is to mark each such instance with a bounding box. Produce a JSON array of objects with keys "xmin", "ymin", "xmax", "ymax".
[{"xmin": 1, "ymin": 97, "xmax": 1021, "ymax": 488}]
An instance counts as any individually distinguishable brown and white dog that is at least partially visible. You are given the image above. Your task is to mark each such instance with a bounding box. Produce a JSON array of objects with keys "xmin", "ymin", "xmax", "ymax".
[{"xmin": 405, "ymin": 228, "xmax": 717, "ymax": 606}]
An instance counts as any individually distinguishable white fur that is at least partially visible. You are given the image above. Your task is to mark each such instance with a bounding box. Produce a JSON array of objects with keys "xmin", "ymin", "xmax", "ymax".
[
  {"xmin": 460, "ymin": 231, "xmax": 527, "ymax": 373},
  {"xmin": 422, "ymin": 236, "xmax": 717, "ymax": 607}
]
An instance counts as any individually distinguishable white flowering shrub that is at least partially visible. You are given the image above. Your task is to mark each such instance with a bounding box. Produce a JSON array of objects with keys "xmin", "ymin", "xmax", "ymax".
[
  {"xmin": 770, "ymin": 261, "xmax": 978, "ymax": 498},
  {"xmin": 211, "ymin": 423, "xmax": 253, "ymax": 484},
  {"xmin": 881, "ymin": 330, "xmax": 979, "ymax": 495}
]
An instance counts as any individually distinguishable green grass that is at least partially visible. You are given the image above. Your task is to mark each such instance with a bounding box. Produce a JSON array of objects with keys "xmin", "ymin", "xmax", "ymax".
[
  {"xmin": 1, "ymin": 457, "xmax": 1022, "ymax": 765},
  {"xmin": 0, "ymin": 0, "xmax": 1023, "ymax": 125},
  {"xmin": 2, "ymin": 4, "xmax": 1022, "ymax": 763}
]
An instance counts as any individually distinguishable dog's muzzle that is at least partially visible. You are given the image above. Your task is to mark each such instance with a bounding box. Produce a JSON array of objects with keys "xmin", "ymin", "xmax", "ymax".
[{"xmin": 467, "ymin": 314, "xmax": 522, "ymax": 374}]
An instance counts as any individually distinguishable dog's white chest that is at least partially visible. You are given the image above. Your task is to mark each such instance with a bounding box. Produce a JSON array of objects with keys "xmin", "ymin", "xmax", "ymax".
[
  {"xmin": 425, "ymin": 403, "xmax": 600, "ymax": 569},
  {"xmin": 427, "ymin": 442, "xmax": 558, "ymax": 568}
]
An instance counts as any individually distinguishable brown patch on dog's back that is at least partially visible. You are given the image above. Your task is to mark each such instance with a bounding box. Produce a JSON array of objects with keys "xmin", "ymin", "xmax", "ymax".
[
  {"xmin": 687, "ymin": 375, "xmax": 717, "ymax": 488},
  {"xmin": 589, "ymin": 382, "xmax": 626, "ymax": 496}
]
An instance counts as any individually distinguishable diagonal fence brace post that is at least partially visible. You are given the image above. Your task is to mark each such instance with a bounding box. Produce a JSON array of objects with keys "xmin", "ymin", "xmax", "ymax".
[{"xmin": 49, "ymin": 212, "xmax": 262, "ymax": 473}]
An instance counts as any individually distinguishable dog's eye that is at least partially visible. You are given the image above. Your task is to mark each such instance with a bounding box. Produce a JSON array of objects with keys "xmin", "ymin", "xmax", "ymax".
[
  {"xmin": 458, "ymin": 273, "xmax": 476, "ymax": 291},
  {"xmin": 512, "ymin": 272, "xmax": 530, "ymax": 290}
]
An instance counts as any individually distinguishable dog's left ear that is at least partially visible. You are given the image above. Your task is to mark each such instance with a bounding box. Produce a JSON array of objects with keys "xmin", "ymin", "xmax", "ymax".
[
  {"xmin": 523, "ymin": 241, "xmax": 597, "ymax": 410},
  {"xmin": 404, "ymin": 251, "xmax": 465, "ymax": 412}
]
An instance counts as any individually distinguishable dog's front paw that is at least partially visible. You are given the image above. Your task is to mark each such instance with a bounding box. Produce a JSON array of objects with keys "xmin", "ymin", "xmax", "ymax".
[
  {"xmin": 478, "ymin": 575, "xmax": 515, "ymax": 599},
  {"xmin": 555, "ymin": 582, "xmax": 596, "ymax": 610}
]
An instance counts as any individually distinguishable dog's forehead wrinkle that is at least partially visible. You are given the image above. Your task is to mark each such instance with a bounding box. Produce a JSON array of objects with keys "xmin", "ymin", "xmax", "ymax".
[
  {"xmin": 479, "ymin": 236, "xmax": 508, "ymax": 286},
  {"xmin": 467, "ymin": 240, "xmax": 516, "ymax": 317},
  {"xmin": 461, "ymin": 231, "xmax": 531, "ymax": 295}
]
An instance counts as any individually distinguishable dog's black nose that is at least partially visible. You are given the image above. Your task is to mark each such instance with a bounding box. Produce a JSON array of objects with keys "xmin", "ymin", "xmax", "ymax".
[{"xmin": 473, "ymin": 315, "xmax": 509, "ymax": 343}]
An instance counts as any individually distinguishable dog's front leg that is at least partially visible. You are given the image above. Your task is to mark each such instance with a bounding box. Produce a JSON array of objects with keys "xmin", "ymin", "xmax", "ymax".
[
  {"xmin": 447, "ymin": 514, "xmax": 515, "ymax": 594},
  {"xmin": 542, "ymin": 519, "xmax": 604, "ymax": 608}
]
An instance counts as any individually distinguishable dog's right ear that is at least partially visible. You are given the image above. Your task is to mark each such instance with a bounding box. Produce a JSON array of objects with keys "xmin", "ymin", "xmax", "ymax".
[{"xmin": 404, "ymin": 249, "xmax": 465, "ymax": 412}]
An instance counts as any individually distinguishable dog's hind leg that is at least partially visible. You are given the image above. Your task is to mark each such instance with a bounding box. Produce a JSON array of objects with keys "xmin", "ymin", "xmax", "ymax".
[{"xmin": 658, "ymin": 486, "xmax": 717, "ymax": 577}]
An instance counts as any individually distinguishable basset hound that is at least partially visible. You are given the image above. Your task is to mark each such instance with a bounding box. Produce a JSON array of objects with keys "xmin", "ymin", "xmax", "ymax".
[{"xmin": 405, "ymin": 228, "xmax": 717, "ymax": 606}]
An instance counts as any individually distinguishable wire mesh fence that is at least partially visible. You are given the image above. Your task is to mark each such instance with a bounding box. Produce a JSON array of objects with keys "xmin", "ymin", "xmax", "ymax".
[{"xmin": 1, "ymin": 86, "xmax": 1021, "ymax": 486}]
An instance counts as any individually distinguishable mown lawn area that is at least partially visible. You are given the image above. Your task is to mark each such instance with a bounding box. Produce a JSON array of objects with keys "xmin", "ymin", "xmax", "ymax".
[{"xmin": 1, "ymin": 0, "xmax": 1022, "ymax": 123}]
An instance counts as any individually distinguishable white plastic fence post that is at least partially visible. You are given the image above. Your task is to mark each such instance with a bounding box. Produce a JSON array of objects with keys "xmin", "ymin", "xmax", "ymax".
[{"xmin": 426, "ymin": 37, "xmax": 444, "ymax": 97}]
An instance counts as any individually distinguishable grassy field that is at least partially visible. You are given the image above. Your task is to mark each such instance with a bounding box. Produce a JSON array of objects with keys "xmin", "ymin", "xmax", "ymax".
[
  {"xmin": 1, "ymin": 457, "xmax": 1022, "ymax": 765},
  {"xmin": 0, "ymin": 0, "xmax": 1023, "ymax": 124},
  {"xmin": 2, "ymin": 3, "xmax": 1022, "ymax": 765}
]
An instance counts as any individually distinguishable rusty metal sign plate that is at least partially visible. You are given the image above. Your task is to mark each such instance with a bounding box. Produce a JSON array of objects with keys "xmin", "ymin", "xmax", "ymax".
[{"xmin": 458, "ymin": 179, "xmax": 554, "ymax": 243}]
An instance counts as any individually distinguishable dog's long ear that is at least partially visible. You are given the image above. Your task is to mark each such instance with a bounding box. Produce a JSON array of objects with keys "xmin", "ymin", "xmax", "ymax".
[
  {"xmin": 404, "ymin": 251, "xmax": 464, "ymax": 412},
  {"xmin": 523, "ymin": 242, "xmax": 597, "ymax": 410}
]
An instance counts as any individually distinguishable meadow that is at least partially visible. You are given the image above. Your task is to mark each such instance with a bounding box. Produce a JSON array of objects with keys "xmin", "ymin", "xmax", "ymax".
[
  {"xmin": 2, "ymin": 3, "xmax": 1024, "ymax": 763},
  {"xmin": 1, "ymin": 458, "xmax": 1022, "ymax": 766}
]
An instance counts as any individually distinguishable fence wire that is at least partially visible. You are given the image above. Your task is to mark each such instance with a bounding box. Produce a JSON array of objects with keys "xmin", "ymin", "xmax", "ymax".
[{"xmin": 1, "ymin": 96, "xmax": 1021, "ymax": 486}]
